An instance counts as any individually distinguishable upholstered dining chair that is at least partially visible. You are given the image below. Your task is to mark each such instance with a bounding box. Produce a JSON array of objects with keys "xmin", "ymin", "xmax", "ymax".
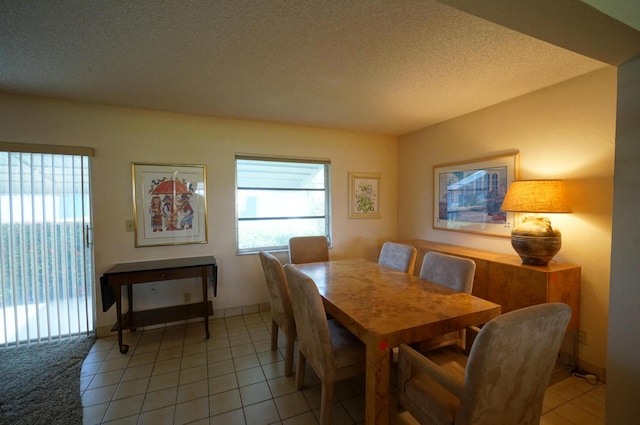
[
  {"xmin": 258, "ymin": 251, "xmax": 296, "ymax": 376},
  {"xmin": 417, "ymin": 251, "xmax": 476, "ymax": 351},
  {"xmin": 396, "ymin": 303, "xmax": 572, "ymax": 425},
  {"xmin": 378, "ymin": 241, "xmax": 418, "ymax": 274},
  {"xmin": 283, "ymin": 264, "xmax": 366, "ymax": 425},
  {"xmin": 288, "ymin": 235, "xmax": 329, "ymax": 264},
  {"xmin": 420, "ymin": 251, "xmax": 476, "ymax": 293}
]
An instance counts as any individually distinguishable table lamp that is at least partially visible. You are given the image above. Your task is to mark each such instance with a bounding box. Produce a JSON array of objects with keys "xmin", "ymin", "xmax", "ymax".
[{"xmin": 500, "ymin": 179, "xmax": 571, "ymax": 265}]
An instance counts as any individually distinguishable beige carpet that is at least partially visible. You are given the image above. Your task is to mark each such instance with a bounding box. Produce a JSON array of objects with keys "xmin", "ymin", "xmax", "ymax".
[{"xmin": 0, "ymin": 336, "xmax": 95, "ymax": 425}]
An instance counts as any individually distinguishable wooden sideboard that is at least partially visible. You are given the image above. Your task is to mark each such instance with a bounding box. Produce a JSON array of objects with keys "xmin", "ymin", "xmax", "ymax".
[{"xmin": 399, "ymin": 240, "xmax": 581, "ymax": 331}]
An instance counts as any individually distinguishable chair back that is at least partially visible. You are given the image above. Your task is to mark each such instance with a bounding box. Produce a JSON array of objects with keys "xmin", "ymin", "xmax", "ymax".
[
  {"xmin": 378, "ymin": 241, "xmax": 417, "ymax": 274},
  {"xmin": 283, "ymin": 264, "xmax": 335, "ymax": 380},
  {"xmin": 460, "ymin": 303, "xmax": 572, "ymax": 425},
  {"xmin": 289, "ymin": 236, "xmax": 329, "ymax": 264},
  {"xmin": 258, "ymin": 252, "xmax": 293, "ymax": 326},
  {"xmin": 420, "ymin": 251, "xmax": 476, "ymax": 293}
]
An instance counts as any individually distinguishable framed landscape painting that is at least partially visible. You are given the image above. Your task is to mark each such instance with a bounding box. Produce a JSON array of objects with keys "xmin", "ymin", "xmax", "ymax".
[
  {"xmin": 132, "ymin": 163, "xmax": 208, "ymax": 247},
  {"xmin": 433, "ymin": 152, "xmax": 519, "ymax": 237}
]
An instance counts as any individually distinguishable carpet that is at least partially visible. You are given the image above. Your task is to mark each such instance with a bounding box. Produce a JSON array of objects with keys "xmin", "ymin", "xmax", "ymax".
[{"xmin": 0, "ymin": 336, "xmax": 96, "ymax": 425}]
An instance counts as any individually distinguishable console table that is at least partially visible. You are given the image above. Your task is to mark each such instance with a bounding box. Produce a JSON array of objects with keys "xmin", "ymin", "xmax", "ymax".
[
  {"xmin": 101, "ymin": 256, "xmax": 217, "ymax": 354},
  {"xmin": 399, "ymin": 240, "xmax": 581, "ymax": 331}
]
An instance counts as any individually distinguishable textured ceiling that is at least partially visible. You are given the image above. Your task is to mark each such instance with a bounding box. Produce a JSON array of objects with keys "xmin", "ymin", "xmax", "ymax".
[{"xmin": 0, "ymin": 0, "xmax": 608, "ymax": 136}]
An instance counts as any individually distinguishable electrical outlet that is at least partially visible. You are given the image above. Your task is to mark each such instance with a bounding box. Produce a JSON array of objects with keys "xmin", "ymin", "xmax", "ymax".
[
  {"xmin": 183, "ymin": 292, "xmax": 191, "ymax": 304},
  {"xmin": 578, "ymin": 330, "xmax": 587, "ymax": 345}
]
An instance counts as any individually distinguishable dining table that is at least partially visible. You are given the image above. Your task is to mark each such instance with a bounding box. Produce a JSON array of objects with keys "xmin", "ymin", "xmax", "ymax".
[{"xmin": 293, "ymin": 258, "xmax": 502, "ymax": 425}]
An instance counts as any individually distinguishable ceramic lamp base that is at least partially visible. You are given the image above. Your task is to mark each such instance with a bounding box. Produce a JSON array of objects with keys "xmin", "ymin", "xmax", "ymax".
[{"xmin": 510, "ymin": 234, "xmax": 561, "ymax": 265}]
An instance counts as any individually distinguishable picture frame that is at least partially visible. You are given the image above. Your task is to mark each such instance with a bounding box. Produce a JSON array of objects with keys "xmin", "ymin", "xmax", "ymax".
[
  {"xmin": 348, "ymin": 172, "xmax": 381, "ymax": 219},
  {"xmin": 433, "ymin": 152, "xmax": 519, "ymax": 237},
  {"xmin": 132, "ymin": 163, "xmax": 208, "ymax": 247}
]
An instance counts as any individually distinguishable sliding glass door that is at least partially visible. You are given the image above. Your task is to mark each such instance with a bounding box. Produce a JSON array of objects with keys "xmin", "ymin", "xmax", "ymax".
[{"xmin": 0, "ymin": 150, "xmax": 94, "ymax": 346}]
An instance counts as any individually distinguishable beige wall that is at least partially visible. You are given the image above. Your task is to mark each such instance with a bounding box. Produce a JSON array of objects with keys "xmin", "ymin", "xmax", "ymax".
[
  {"xmin": 0, "ymin": 93, "xmax": 398, "ymax": 334},
  {"xmin": 397, "ymin": 66, "xmax": 617, "ymax": 374}
]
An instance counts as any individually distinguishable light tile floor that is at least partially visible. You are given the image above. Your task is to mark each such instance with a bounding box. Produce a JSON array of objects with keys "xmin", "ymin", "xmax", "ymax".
[{"xmin": 81, "ymin": 311, "xmax": 605, "ymax": 425}]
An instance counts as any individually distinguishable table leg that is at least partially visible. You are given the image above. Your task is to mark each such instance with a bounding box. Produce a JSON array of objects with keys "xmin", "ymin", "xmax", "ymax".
[
  {"xmin": 114, "ymin": 284, "xmax": 129, "ymax": 354},
  {"xmin": 201, "ymin": 267, "xmax": 210, "ymax": 339},
  {"xmin": 365, "ymin": 340, "xmax": 391, "ymax": 425},
  {"xmin": 127, "ymin": 284, "xmax": 135, "ymax": 332}
]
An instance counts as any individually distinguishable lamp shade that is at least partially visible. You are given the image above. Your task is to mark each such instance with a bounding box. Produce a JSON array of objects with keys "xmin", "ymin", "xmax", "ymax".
[{"xmin": 500, "ymin": 180, "xmax": 571, "ymax": 213}]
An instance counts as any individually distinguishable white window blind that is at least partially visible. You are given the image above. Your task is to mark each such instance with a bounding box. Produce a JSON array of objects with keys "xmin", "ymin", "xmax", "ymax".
[{"xmin": 0, "ymin": 149, "xmax": 94, "ymax": 346}]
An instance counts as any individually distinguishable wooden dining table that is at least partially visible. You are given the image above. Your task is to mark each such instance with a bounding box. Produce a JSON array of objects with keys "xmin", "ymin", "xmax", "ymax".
[{"xmin": 293, "ymin": 258, "xmax": 501, "ymax": 425}]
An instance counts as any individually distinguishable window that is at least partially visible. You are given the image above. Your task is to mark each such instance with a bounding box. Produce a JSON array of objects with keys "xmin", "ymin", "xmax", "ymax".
[{"xmin": 236, "ymin": 156, "xmax": 331, "ymax": 253}]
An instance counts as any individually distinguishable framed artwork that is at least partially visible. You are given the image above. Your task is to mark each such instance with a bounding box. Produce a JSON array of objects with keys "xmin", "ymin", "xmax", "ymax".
[
  {"xmin": 348, "ymin": 172, "xmax": 381, "ymax": 219},
  {"xmin": 433, "ymin": 152, "xmax": 519, "ymax": 237},
  {"xmin": 132, "ymin": 163, "xmax": 207, "ymax": 247}
]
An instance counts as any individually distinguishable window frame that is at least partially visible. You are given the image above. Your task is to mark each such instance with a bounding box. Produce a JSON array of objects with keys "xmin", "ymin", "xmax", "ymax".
[{"xmin": 235, "ymin": 155, "xmax": 332, "ymax": 254}]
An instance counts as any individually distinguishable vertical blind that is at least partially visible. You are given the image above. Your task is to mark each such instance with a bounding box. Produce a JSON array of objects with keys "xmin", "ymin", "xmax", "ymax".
[{"xmin": 0, "ymin": 147, "xmax": 94, "ymax": 346}]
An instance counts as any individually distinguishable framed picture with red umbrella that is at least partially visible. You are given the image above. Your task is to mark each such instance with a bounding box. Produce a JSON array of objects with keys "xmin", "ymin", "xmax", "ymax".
[{"xmin": 132, "ymin": 163, "xmax": 207, "ymax": 247}]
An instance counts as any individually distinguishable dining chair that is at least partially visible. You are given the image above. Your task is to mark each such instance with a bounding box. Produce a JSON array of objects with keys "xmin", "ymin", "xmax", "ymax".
[
  {"xmin": 288, "ymin": 235, "xmax": 329, "ymax": 264},
  {"xmin": 419, "ymin": 251, "xmax": 476, "ymax": 293},
  {"xmin": 283, "ymin": 264, "xmax": 366, "ymax": 425},
  {"xmin": 417, "ymin": 251, "xmax": 476, "ymax": 351},
  {"xmin": 258, "ymin": 251, "xmax": 296, "ymax": 376},
  {"xmin": 378, "ymin": 241, "xmax": 418, "ymax": 274},
  {"xmin": 396, "ymin": 302, "xmax": 572, "ymax": 425}
]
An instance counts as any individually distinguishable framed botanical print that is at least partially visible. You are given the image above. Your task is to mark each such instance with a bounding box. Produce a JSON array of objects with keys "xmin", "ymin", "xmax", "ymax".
[{"xmin": 348, "ymin": 172, "xmax": 381, "ymax": 219}]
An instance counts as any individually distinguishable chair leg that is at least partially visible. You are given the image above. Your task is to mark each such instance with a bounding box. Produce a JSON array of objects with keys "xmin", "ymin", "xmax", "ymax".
[
  {"xmin": 284, "ymin": 333, "xmax": 295, "ymax": 377},
  {"xmin": 389, "ymin": 375, "xmax": 399, "ymax": 425},
  {"xmin": 295, "ymin": 351, "xmax": 306, "ymax": 390},
  {"xmin": 270, "ymin": 320, "xmax": 279, "ymax": 351},
  {"xmin": 319, "ymin": 380, "xmax": 335, "ymax": 425}
]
